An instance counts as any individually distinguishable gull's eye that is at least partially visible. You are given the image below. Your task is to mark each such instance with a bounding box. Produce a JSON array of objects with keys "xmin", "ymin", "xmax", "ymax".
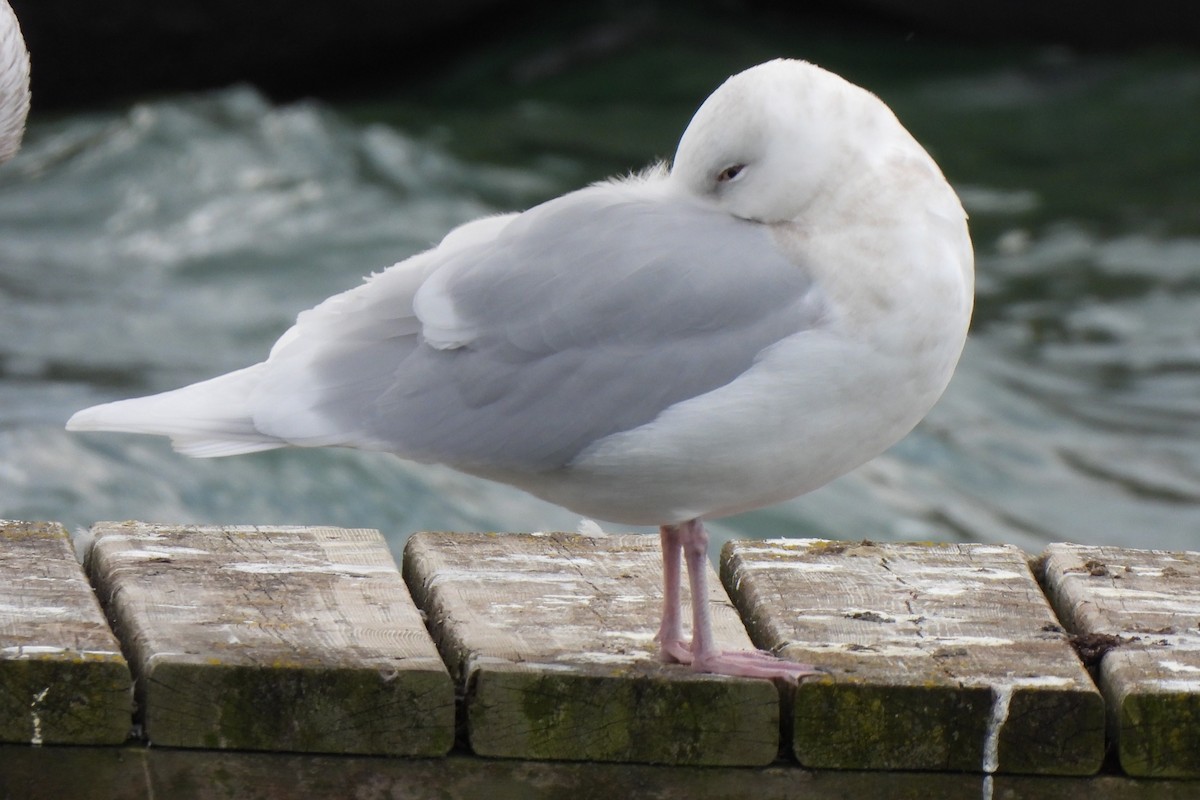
[{"xmin": 716, "ymin": 163, "xmax": 745, "ymax": 183}]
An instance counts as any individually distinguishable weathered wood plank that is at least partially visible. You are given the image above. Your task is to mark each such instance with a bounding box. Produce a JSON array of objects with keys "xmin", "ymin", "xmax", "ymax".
[
  {"xmin": 402, "ymin": 531, "xmax": 780, "ymax": 766},
  {"xmin": 722, "ymin": 539, "xmax": 1104, "ymax": 774},
  {"xmin": 0, "ymin": 520, "xmax": 132, "ymax": 745},
  {"xmin": 86, "ymin": 521, "xmax": 454, "ymax": 755},
  {"xmin": 1041, "ymin": 543, "xmax": 1200, "ymax": 778}
]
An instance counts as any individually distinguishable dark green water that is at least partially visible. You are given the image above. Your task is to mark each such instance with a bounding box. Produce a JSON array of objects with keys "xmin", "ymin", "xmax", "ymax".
[{"xmin": 1, "ymin": 21, "xmax": 1198, "ymax": 557}]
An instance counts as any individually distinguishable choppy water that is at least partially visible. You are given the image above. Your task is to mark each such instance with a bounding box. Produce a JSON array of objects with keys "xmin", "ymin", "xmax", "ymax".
[{"xmin": 1, "ymin": 41, "xmax": 1198, "ymax": 558}]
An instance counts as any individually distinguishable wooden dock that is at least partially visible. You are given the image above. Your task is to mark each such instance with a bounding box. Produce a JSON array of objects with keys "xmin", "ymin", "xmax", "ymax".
[
  {"xmin": 1041, "ymin": 543, "xmax": 1200, "ymax": 778},
  {"xmin": 723, "ymin": 539, "xmax": 1103, "ymax": 774},
  {"xmin": 2, "ymin": 520, "xmax": 1199, "ymax": 793},
  {"xmin": 0, "ymin": 522, "xmax": 131, "ymax": 746},
  {"xmin": 86, "ymin": 521, "xmax": 454, "ymax": 755},
  {"xmin": 403, "ymin": 531, "xmax": 779, "ymax": 765}
]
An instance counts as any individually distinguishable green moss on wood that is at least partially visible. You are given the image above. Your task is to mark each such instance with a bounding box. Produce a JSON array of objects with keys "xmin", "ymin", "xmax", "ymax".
[
  {"xmin": 794, "ymin": 679, "xmax": 992, "ymax": 771},
  {"xmin": 1118, "ymin": 691, "xmax": 1200, "ymax": 778},
  {"xmin": 1002, "ymin": 687, "xmax": 1105, "ymax": 776},
  {"xmin": 793, "ymin": 679, "xmax": 1105, "ymax": 775},
  {"xmin": 468, "ymin": 664, "xmax": 779, "ymax": 766},
  {"xmin": 145, "ymin": 660, "xmax": 454, "ymax": 756},
  {"xmin": 0, "ymin": 656, "xmax": 132, "ymax": 745}
]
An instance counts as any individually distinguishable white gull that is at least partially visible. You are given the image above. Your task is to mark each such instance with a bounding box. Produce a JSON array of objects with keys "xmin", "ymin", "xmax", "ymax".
[{"xmin": 68, "ymin": 59, "xmax": 974, "ymax": 680}]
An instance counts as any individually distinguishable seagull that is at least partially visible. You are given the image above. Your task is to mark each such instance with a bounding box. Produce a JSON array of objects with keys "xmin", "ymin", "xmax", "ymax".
[
  {"xmin": 0, "ymin": 0, "xmax": 30, "ymax": 165},
  {"xmin": 68, "ymin": 59, "xmax": 974, "ymax": 681}
]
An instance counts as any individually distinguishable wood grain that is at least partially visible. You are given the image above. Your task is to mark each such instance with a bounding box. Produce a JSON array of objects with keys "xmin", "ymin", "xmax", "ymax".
[
  {"xmin": 403, "ymin": 531, "xmax": 780, "ymax": 766},
  {"xmin": 0, "ymin": 521, "xmax": 132, "ymax": 745},
  {"xmin": 86, "ymin": 521, "xmax": 453, "ymax": 755},
  {"xmin": 722, "ymin": 538, "xmax": 1104, "ymax": 774},
  {"xmin": 1041, "ymin": 543, "xmax": 1200, "ymax": 778}
]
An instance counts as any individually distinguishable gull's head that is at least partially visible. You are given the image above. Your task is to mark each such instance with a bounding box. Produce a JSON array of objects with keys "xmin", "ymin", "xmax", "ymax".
[{"xmin": 670, "ymin": 59, "xmax": 903, "ymax": 224}]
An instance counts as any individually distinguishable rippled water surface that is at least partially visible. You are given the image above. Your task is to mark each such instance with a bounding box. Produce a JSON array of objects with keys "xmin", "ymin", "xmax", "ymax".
[{"xmin": 2, "ymin": 36, "xmax": 1198, "ymax": 557}]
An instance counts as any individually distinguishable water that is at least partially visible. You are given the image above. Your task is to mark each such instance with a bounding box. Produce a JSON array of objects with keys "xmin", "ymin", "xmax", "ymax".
[{"xmin": 1, "ymin": 37, "xmax": 1198, "ymax": 559}]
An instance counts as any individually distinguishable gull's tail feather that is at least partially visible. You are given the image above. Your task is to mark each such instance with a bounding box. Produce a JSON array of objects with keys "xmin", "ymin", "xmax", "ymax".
[{"xmin": 66, "ymin": 364, "xmax": 286, "ymax": 458}]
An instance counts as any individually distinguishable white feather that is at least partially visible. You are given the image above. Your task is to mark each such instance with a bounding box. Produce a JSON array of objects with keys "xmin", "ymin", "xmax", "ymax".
[{"xmin": 66, "ymin": 366, "xmax": 283, "ymax": 458}]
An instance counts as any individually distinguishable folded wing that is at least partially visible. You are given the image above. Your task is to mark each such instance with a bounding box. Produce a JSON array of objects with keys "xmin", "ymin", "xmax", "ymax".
[{"xmin": 71, "ymin": 182, "xmax": 830, "ymax": 471}]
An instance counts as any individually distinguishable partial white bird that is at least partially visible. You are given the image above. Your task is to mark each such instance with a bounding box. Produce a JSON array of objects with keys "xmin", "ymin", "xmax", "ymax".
[
  {"xmin": 68, "ymin": 59, "xmax": 974, "ymax": 681},
  {"xmin": 0, "ymin": 0, "xmax": 30, "ymax": 164}
]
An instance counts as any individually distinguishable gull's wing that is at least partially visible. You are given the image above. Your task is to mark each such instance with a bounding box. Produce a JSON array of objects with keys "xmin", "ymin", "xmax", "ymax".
[{"xmin": 253, "ymin": 181, "xmax": 829, "ymax": 471}]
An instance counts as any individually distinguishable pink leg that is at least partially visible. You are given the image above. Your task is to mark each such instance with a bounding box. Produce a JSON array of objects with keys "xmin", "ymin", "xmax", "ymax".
[
  {"xmin": 664, "ymin": 519, "xmax": 823, "ymax": 683},
  {"xmin": 655, "ymin": 525, "xmax": 690, "ymax": 663}
]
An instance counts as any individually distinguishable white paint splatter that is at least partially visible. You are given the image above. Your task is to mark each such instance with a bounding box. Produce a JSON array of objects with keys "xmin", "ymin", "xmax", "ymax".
[
  {"xmin": 761, "ymin": 538, "xmax": 830, "ymax": 548},
  {"xmin": 559, "ymin": 651, "xmax": 642, "ymax": 665},
  {"xmin": 738, "ymin": 561, "xmax": 842, "ymax": 573},
  {"xmin": 1120, "ymin": 634, "xmax": 1200, "ymax": 652},
  {"xmin": 1087, "ymin": 586, "xmax": 1200, "ymax": 605},
  {"xmin": 828, "ymin": 635, "xmax": 1018, "ymax": 656},
  {"xmin": 2, "ymin": 645, "xmax": 65, "ymax": 656},
  {"xmin": 94, "ymin": 532, "xmax": 170, "ymax": 543},
  {"xmin": 965, "ymin": 546, "xmax": 1018, "ymax": 556},
  {"xmin": 976, "ymin": 676, "xmax": 1077, "ymax": 800},
  {"xmin": 536, "ymin": 594, "xmax": 597, "ymax": 608},
  {"xmin": 905, "ymin": 566, "xmax": 1028, "ymax": 582},
  {"xmin": 980, "ymin": 683, "xmax": 1015, "ymax": 800},
  {"xmin": 601, "ymin": 629, "xmax": 656, "ymax": 643},
  {"xmin": 936, "ymin": 636, "xmax": 1015, "ymax": 648},
  {"xmin": 993, "ymin": 675, "xmax": 1075, "ymax": 689},
  {"xmin": 116, "ymin": 545, "xmax": 210, "ymax": 558},
  {"xmin": 982, "ymin": 684, "xmax": 1014, "ymax": 774},
  {"xmin": 222, "ymin": 562, "xmax": 395, "ymax": 576},
  {"xmin": 29, "ymin": 687, "xmax": 50, "ymax": 746},
  {"xmin": 923, "ymin": 584, "xmax": 968, "ymax": 597},
  {"xmin": 0, "ymin": 604, "xmax": 70, "ymax": 616},
  {"xmin": 0, "ymin": 645, "xmax": 124, "ymax": 659},
  {"xmin": 426, "ymin": 568, "xmax": 583, "ymax": 588}
]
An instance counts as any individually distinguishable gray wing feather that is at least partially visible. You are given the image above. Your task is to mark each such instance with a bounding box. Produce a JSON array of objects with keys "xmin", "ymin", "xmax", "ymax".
[{"xmin": 256, "ymin": 186, "xmax": 827, "ymax": 470}]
